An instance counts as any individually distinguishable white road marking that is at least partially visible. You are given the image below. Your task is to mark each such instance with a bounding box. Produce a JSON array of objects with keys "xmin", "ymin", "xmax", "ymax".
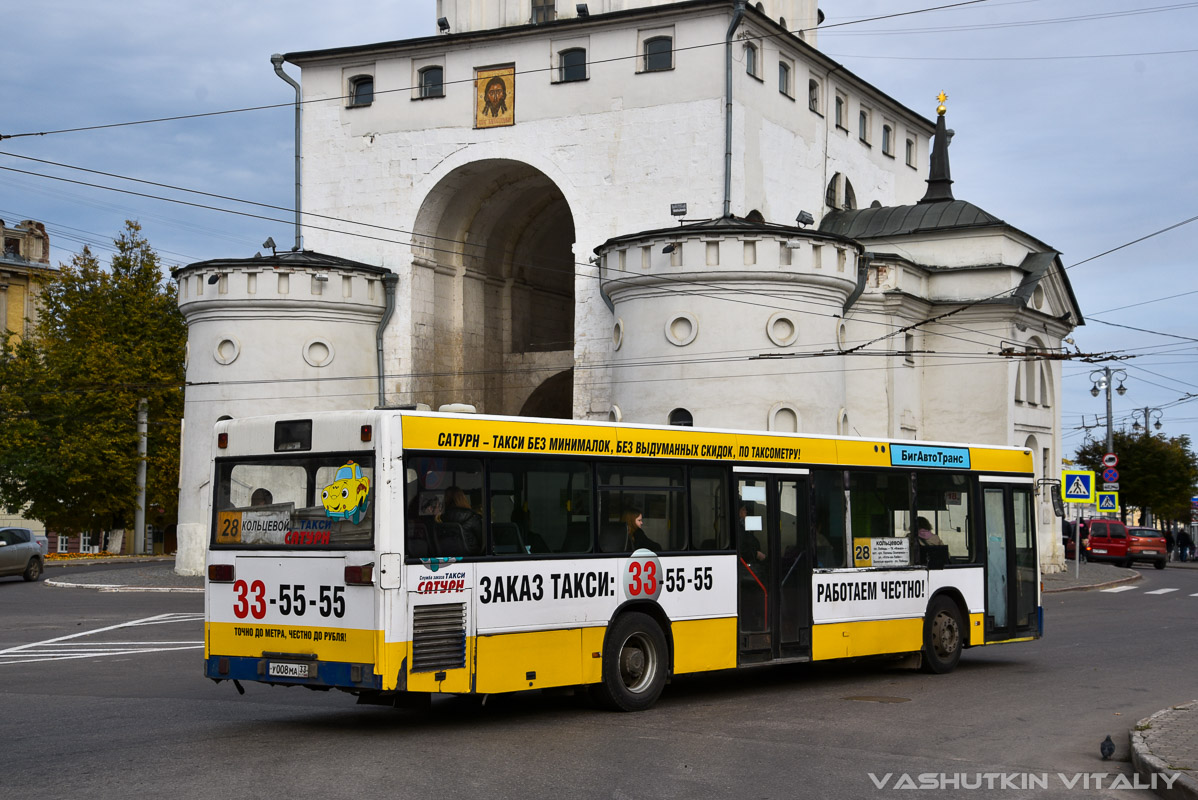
[
  {"xmin": 0, "ymin": 612, "xmax": 203, "ymax": 665},
  {"xmin": 1100, "ymin": 586, "xmax": 1137, "ymax": 593},
  {"xmin": 1145, "ymin": 588, "xmax": 1180, "ymax": 595}
]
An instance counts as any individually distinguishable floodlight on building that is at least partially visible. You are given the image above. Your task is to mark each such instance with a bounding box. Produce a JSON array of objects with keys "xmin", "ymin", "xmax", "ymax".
[
  {"xmin": 314, "ymin": 273, "xmax": 329, "ymax": 282},
  {"xmin": 207, "ymin": 274, "xmax": 220, "ymax": 285},
  {"xmin": 437, "ymin": 17, "xmax": 451, "ymax": 32},
  {"xmin": 263, "ymin": 236, "xmax": 277, "ymax": 257},
  {"xmin": 795, "ymin": 210, "xmax": 815, "ymax": 227},
  {"xmin": 662, "ymin": 243, "xmax": 677, "ymax": 254},
  {"xmin": 576, "ymin": 3, "xmax": 589, "ymax": 17},
  {"xmin": 670, "ymin": 203, "xmax": 687, "ymax": 217},
  {"xmin": 784, "ymin": 239, "xmax": 803, "ymax": 249}
]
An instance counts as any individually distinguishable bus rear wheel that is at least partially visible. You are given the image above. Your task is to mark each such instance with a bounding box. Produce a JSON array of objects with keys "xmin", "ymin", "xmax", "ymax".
[
  {"xmin": 921, "ymin": 596, "xmax": 963, "ymax": 674},
  {"xmin": 593, "ymin": 612, "xmax": 667, "ymax": 712}
]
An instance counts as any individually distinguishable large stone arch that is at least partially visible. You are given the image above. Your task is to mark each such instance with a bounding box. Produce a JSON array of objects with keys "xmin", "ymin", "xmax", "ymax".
[
  {"xmin": 409, "ymin": 159, "xmax": 576, "ymax": 415},
  {"xmin": 520, "ymin": 369, "xmax": 574, "ymax": 419}
]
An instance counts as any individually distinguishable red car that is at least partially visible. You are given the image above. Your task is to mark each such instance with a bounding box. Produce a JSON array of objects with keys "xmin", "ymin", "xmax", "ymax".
[
  {"xmin": 1125, "ymin": 527, "xmax": 1168, "ymax": 570},
  {"xmin": 1083, "ymin": 519, "xmax": 1167, "ymax": 569}
]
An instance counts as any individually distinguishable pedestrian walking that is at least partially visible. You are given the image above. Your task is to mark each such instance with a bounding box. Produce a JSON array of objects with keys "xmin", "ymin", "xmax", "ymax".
[
  {"xmin": 1179, "ymin": 529, "xmax": 1194, "ymax": 563},
  {"xmin": 1165, "ymin": 527, "xmax": 1176, "ymax": 562}
]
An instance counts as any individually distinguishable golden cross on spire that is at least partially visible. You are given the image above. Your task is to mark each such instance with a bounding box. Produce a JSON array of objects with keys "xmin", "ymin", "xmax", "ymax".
[{"xmin": 936, "ymin": 91, "xmax": 948, "ymax": 116}]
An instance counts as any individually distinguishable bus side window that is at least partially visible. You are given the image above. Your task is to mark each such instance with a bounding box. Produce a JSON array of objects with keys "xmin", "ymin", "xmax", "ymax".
[
  {"xmin": 489, "ymin": 458, "xmax": 591, "ymax": 554},
  {"xmin": 812, "ymin": 470, "xmax": 847, "ymax": 568},
  {"xmin": 689, "ymin": 466, "xmax": 729, "ymax": 550},
  {"xmin": 915, "ymin": 473, "xmax": 974, "ymax": 563}
]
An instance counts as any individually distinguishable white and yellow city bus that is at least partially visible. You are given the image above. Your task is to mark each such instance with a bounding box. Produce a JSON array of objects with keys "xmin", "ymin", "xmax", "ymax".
[{"xmin": 204, "ymin": 410, "xmax": 1040, "ymax": 711}]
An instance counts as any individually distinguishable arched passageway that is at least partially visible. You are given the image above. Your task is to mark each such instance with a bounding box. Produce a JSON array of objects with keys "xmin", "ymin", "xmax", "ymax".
[{"xmin": 409, "ymin": 159, "xmax": 576, "ymax": 415}]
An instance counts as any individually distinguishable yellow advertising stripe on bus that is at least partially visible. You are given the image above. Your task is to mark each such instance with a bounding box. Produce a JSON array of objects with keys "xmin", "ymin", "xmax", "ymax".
[
  {"xmin": 834, "ymin": 440, "xmax": 894, "ymax": 468},
  {"xmin": 207, "ymin": 621, "xmax": 376, "ymax": 663},
  {"xmin": 401, "ymin": 415, "xmax": 845, "ymax": 465},
  {"xmin": 811, "ymin": 618, "xmax": 924, "ymax": 661},
  {"xmin": 969, "ymin": 447, "xmax": 1034, "ymax": 475},
  {"xmin": 671, "ymin": 617, "xmax": 738, "ymax": 674}
]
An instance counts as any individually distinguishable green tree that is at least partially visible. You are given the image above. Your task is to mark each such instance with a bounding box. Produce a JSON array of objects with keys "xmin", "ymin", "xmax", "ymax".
[
  {"xmin": 0, "ymin": 221, "xmax": 185, "ymax": 539},
  {"xmin": 1075, "ymin": 430, "xmax": 1198, "ymax": 526}
]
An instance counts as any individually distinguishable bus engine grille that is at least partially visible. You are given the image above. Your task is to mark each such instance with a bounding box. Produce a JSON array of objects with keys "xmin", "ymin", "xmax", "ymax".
[{"xmin": 412, "ymin": 603, "xmax": 467, "ymax": 672}]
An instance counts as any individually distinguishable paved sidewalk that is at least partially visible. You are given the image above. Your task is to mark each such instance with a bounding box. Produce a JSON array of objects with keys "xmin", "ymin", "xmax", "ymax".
[
  {"xmin": 41, "ymin": 555, "xmax": 1198, "ymax": 797},
  {"xmin": 44, "ymin": 558, "xmax": 203, "ymax": 593},
  {"xmin": 1133, "ymin": 703, "xmax": 1198, "ymax": 800}
]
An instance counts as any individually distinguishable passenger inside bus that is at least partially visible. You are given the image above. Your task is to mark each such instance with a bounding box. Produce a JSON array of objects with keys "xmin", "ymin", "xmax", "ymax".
[
  {"xmin": 621, "ymin": 507, "xmax": 661, "ymax": 552},
  {"xmin": 440, "ymin": 486, "xmax": 482, "ymax": 555},
  {"xmin": 250, "ymin": 488, "xmax": 273, "ymax": 506},
  {"xmin": 737, "ymin": 503, "xmax": 766, "ymax": 562}
]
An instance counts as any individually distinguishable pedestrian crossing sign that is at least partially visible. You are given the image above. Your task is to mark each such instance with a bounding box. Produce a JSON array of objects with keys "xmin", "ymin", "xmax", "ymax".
[
  {"xmin": 1096, "ymin": 492, "xmax": 1119, "ymax": 512},
  {"xmin": 1061, "ymin": 470, "xmax": 1095, "ymax": 503}
]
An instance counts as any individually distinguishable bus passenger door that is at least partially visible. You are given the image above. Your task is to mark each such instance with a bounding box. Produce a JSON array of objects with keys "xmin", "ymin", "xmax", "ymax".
[
  {"xmin": 736, "ymin": 471, "xmax": 812, "ymax": 662},
  {"xmin": 981, "ymin": 480, "xmax": 1039, "ymax": 642}
]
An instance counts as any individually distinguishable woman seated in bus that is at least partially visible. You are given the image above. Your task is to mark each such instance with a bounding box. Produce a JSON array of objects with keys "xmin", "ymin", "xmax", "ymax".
[
  {"xmin": 914, "ymin": 516, "xmax": 944, "ymax": 546},
  {"xmin": 442, "ymin": 486, "xmax": 483, "ymax": 553},
  {"xmin": 622, "ymin": 507, "xmax": 661, "ymax": 552}
]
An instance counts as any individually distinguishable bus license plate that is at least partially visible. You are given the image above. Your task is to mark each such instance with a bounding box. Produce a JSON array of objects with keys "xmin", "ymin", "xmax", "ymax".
[{"xmin": 268, "ymin": 662, "xmax": 311, "ymax": 678}]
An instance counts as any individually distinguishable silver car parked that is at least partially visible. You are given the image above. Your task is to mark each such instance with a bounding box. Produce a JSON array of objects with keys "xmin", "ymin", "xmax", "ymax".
[{"xmin": 0, "ymin": 527, "xmax": 46, "ymax": 581}]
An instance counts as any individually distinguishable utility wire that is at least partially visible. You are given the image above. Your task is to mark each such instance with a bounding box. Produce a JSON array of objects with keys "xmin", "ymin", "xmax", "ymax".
[{"xmin": 0, "ymin": 0, "xmax": 992, "ymax": 141}]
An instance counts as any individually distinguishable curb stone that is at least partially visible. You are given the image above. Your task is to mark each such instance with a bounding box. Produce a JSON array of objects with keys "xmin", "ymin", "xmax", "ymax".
[
  {"xmin": 1043, "ymin": 571, "xmax": 1141, "ymax": 594},
  {"xmin": 43, "ymin": 578, "xmax": 203, "ymax": 593}
]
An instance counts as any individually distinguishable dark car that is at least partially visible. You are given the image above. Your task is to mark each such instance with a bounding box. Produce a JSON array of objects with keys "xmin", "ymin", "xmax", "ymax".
[{"xmin": 0, "ymin": 527, "xmax": 45, "ymax": 581}]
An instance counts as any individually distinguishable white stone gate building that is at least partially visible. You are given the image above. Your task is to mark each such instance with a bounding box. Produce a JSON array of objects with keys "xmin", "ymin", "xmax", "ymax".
[{"xmin": 173, "ymin": 0, "xmax": 1080, "ymax": 573}]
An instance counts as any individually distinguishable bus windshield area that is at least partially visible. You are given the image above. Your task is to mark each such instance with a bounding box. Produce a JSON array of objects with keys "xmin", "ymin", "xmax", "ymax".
[{"xmin": 212, "ymin": 454, "xmax": 375, "ymax": 549}]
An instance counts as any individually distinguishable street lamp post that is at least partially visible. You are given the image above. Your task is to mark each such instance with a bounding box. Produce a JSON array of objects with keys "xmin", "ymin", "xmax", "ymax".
[
  {"xmin": 1131, "ymin": 407, "xmax": 1163, "ymax": 436},
  {"xmin": 1089, "ymin": 367, "xmax": 1127, "ymax": 454}
]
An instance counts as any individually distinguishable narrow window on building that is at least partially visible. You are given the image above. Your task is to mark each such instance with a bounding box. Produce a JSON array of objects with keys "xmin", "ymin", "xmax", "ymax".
[
  {"xmin": 843, "ymin": 178, "xmax": 856, "ymax": 211},
  {"xmin": 779, "ymin": 61, "xmax": 792, "ymax": 96},
  {"xmin": 559, "ymin": 47, "xmax": 587, "ymax": 82},
  {"xmin": 745, "ymin": 43, "xmax": 758, "ymax": 78},
  {"xmin": 644, "ymin": 36, "xmax": 673, "ymax": 72},
  {"xmin": 419, "ymin": 66, "xmax": 444, "ymax": 98},
  {"xmin": 348, "ymin": 75, "xmax": 373, "ymax": 107},
  {"xmin": 882, "ymin": 124, "xmax": 893, "ymax": 156},
  {"xmin": 825, "ymin": 172, "xmax": 840, "ymax": 208},
  {"xmin": 906, "ymin": 138, "xmax": 915, "ymax": 167},
  {"xmin": 858, "ymin": 108, "xmax": 870, "ymax": 143},
  {"xmin": 808, "ymin": 79, "xmax": 820, "ymax": 112},
  {"xmin": 531, "ymin": 0, "xmax": 556, "ymax": 24},
  {"xmin": 834, "ymin": 94, "xmax": 845, "ymax": 128}
]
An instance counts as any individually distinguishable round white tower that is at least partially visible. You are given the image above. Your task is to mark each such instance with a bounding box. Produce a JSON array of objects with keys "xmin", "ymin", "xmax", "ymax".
[{"xmin": 172, "ymin": 251, "xmax": 394, "ymax": 574}]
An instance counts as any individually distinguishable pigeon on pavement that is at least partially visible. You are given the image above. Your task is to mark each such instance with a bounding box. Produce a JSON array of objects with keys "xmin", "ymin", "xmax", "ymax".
[{"xmin": 1101, "ymin": 735, "xmax": 1115, "ymax": 760}]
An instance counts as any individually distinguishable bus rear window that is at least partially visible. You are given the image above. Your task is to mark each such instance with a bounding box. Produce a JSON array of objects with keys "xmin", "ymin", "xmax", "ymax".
[{"xmin": 211, "ymin": 454, "xmax": 374, "ymax": 549}]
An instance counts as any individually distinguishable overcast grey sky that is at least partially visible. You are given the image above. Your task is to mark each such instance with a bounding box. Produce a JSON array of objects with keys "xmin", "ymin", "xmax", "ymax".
[{"xmin": 2, "ymin": 0, "xmax": 1195, "ymax": 461}]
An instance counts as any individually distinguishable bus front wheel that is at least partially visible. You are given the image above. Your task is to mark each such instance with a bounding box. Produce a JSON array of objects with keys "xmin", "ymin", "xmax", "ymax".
[
  {"xmin": 921, "ymin": 596, "xmax": 963, "ymax": 674},
  {"xmin": 593, "ymin": 612, "xmax": 668, "ymax": 712}
]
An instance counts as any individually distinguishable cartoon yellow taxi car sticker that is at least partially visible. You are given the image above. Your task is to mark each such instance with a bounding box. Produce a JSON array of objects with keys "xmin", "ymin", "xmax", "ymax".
[{"xmin": 322, "ymin": 461, "xmax": 370, "ymax": 524}]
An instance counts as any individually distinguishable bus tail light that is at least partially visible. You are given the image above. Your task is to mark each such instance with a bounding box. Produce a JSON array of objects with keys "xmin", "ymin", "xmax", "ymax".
[
  {"xmin": 217, "ymin": 432, "xmax": 228, "ymax": 449},
  {"xmin": 209, "ymin": 564, "xmax": 235, "ymax": 582},
  {"xmin": 345, "ymin": 564, "xmax": 374, "ymax": 585},
  {"xmin": 360, "ymin": 425, "xmax": 372, "ymax": 442}
]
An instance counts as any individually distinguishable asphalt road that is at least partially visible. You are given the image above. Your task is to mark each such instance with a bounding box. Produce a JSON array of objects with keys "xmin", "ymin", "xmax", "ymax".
[{"xmin": 2, "ymin": 565, "xmax": 1195, "ymax": 799}]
